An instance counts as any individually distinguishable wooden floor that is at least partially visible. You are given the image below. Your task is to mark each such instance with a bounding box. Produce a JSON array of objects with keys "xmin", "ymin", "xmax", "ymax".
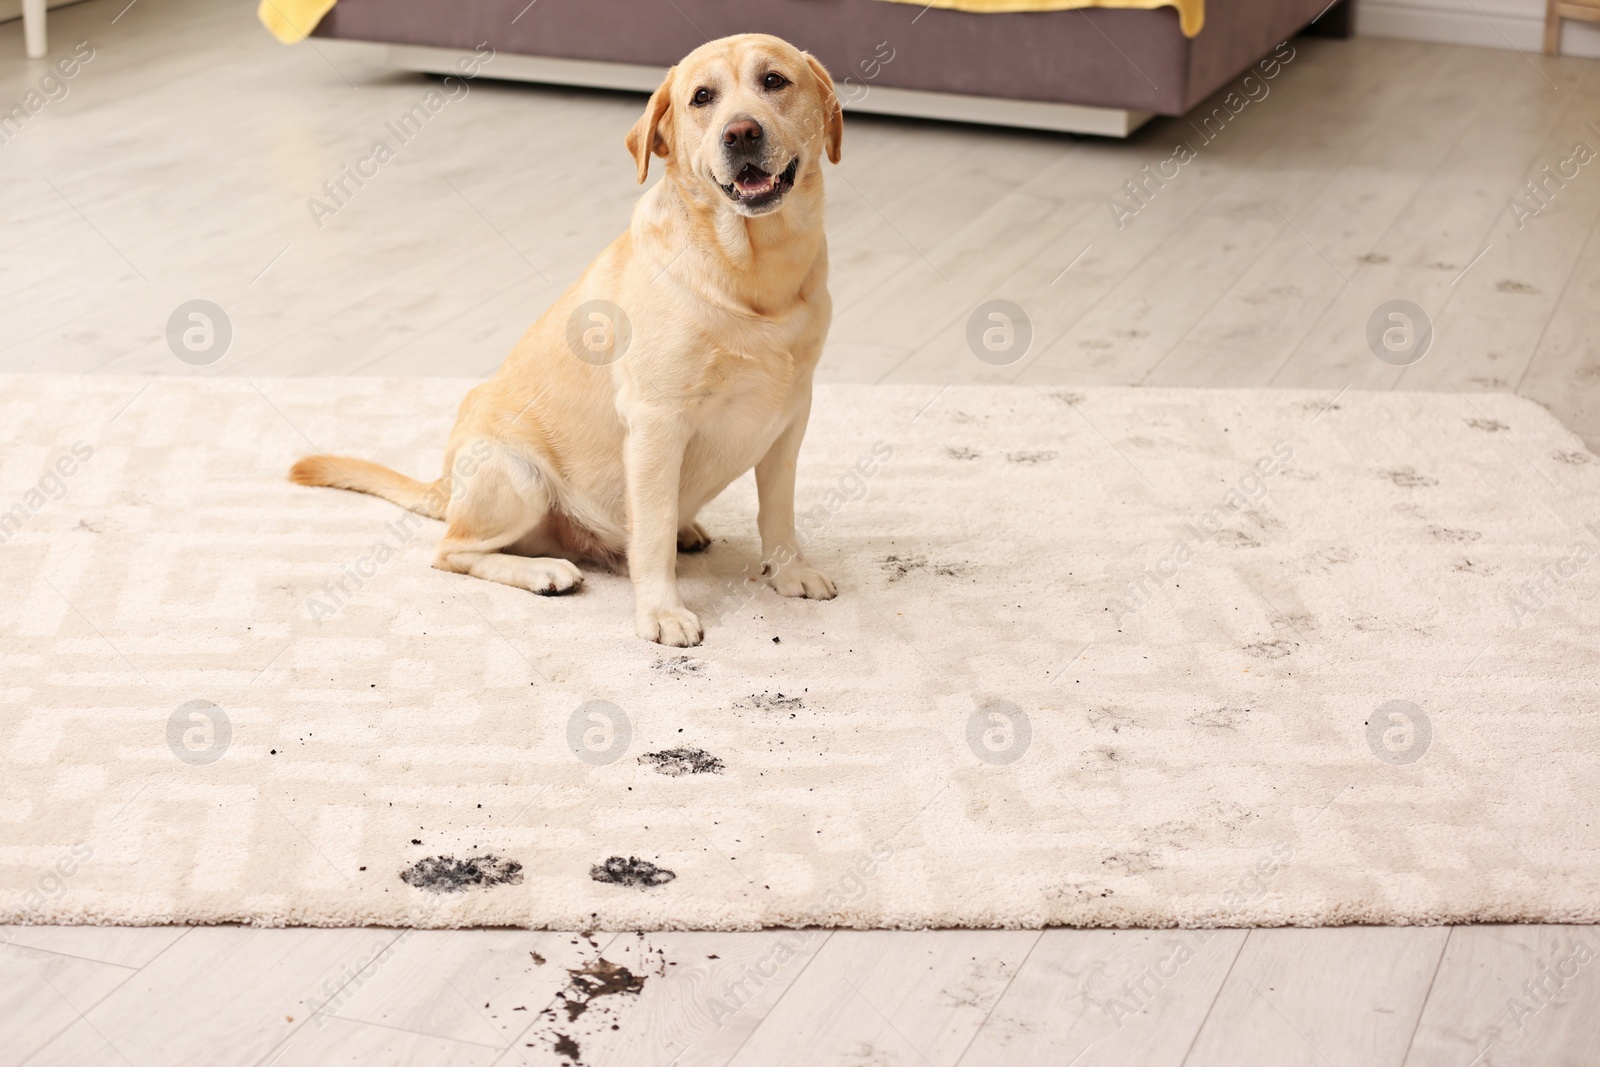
[{"xmin": 4, "ymin": 1, "xmax": 1600, "ymax": 1064}]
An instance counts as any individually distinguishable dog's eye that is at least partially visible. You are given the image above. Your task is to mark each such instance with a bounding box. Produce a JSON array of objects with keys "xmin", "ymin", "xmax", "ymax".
[
  {"xmin": 761, "ymin": 72, "xmax": 789, "ymax": 91},
  {"xmin": 690, "ymin": 87, "xmax": 714, "ymax": 107}
]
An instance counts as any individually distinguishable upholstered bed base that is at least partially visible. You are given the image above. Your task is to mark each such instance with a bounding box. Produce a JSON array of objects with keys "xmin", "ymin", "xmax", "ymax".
[{"xmin": 314, "ymin": 0, "xmax": 1350, "ymax": 136}]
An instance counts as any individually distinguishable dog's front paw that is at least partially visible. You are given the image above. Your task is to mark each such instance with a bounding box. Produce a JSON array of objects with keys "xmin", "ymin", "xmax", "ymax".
[
  {"xmin": 677, "ymin": 522, "xmax": 712, "ymax": 553},
  {"xmin": 765, "ymin": 561, "xmax": 838, "ymax": 600},
  {"xmin": 637, "ymin": 605, "xmax": 704, "ymax": 647}
]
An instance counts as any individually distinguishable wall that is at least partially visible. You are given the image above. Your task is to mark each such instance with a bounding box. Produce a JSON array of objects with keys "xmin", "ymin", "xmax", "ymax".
[{"xmin": 1359, "ymin": 0, "xmax": 1600, "ymax": 60}]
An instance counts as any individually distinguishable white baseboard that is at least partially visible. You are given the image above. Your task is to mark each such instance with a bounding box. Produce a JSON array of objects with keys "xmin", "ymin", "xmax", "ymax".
[{"xmin": 1358, "ymin": 0, "xmax": 1600, "ymax": 59}]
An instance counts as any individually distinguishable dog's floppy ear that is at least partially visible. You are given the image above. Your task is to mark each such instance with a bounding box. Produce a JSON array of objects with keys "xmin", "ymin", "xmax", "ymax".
[
  {"xmin": 804, "ymin": 52, "xmax": 843, "ymax": 165},
  {"xmin": 625, "ymin": 67, "xmax": 675, "ymax": 183}
]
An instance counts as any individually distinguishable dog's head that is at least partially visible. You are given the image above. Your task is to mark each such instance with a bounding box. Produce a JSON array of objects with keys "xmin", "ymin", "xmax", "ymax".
[{"xmin": 625, "ymin": 34, "xmax": 842, "ymax": 217}]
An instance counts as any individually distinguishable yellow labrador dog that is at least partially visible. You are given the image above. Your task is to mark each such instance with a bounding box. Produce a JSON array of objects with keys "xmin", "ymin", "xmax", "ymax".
[{"xmin": 290, "ymin": 34, "xmax": 842, "ymax": 647}]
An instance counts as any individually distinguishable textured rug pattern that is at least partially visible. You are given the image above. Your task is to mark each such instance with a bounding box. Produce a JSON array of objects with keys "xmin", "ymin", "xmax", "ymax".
[{"xmin": 1, "ymin": 376, "xmax": 1598, "ymax": 929}]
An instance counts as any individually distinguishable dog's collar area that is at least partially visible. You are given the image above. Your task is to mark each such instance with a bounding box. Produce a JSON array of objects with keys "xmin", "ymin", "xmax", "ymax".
[{"xmin": 719, "ymin": 157, "xmax": 799, "ymax": 207}]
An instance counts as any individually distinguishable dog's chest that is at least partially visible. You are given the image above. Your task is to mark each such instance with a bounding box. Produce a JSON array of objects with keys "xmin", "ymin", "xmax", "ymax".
[
  {"xmin": 691, "ymin": 347, "xmax": 802, "ymax": 459},
  {"xmin": 675, "ymin": 275, "xmax": 830, "ymax": 488}
]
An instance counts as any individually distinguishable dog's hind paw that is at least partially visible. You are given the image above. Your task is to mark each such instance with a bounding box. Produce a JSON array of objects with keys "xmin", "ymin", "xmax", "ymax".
[
  {"xmin": 638, "ymin": 605, "xmax": 704, "ymax": 647},
  {"xmin": 677, "ymin": 522, "xmax": 712, "ymax": 553},
  {"xmin": 523, "ymin": 558, "xmax": 584, "ymax": 595}
]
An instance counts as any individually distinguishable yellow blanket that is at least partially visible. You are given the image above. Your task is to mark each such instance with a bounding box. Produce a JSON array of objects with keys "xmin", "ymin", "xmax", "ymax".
[
  {"xmin": 874, "ymin": 0, "xmax": 1203, "ymax": 38},
  {"xmin": 257, "ymin": 0, "xmax": 338, "ymax": 44}
]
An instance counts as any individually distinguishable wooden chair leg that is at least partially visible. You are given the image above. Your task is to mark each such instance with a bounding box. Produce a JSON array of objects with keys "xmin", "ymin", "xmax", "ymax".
[{"xmin": 1544, "ymin": 0, "xmax": 1562, "ymax": 55}]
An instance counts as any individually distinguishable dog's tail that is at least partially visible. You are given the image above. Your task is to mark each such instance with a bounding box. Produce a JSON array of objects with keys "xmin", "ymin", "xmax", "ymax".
[{"xmin": 288, "ymin": 455, "xmax": 449, "ymax": 521}]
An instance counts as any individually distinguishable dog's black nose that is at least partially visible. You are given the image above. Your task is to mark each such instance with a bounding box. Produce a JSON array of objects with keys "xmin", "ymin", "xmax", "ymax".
[{"xmin": 722, "ymin": 119, "xmax": 763, "ymax": 151}]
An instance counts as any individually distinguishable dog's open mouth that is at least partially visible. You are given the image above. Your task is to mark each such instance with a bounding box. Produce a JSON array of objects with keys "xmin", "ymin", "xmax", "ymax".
[{"xmin": 720, "ymin": 158, "xmax": 799, "ymax": 207}]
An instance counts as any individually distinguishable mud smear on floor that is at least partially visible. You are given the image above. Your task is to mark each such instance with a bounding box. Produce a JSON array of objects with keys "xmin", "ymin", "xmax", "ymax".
[
  {"xmin": 1189, "ymin": 706, "xmax": 1250, "ymax": 730},
  {"xmin": 881, "ymin": 554, "xmax": 966, "ymax": 581},
  {"xmin": 651, "ymin": 655, "xmax": 704, "ymax": 677},
  {"xmin": 551, "ymin": 1032, "xmax": 582, "ymax": 1064},
  {"xmin": 399, "ymin": 854, "xmax": 523, "ymax": 893},
  {"xmin": 541, "ymin": 956, "xmax": 653, "ymax": 1064},
  {"xmin": 744, "ymin": 691, "xmax": 804, "ymax": 712},
  {"xmin": 1428, "ymin": 525, "xmax": 1482, "ymax": 543},
  {"xmin": 558, "ymin": 957, "xmax": 646, "ymax": 1021},
  {"xmin": 881, "ymin": 553, "xmax": 925, "ymax": 581},
  {"xmin": 1378, "ymin": 466, "xmax": 1439, "ymax": 488},
  {"xmin": 639, "ymin": 746, "xmax": 724, "ymax": 776},
  {"xmin": 590, "ymin": 856, "xmax": 676, "ymax": 888}
]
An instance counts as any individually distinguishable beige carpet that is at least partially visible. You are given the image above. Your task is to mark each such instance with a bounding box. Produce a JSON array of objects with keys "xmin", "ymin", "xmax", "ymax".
[{"xmin": 2, "ymin": 375, "xmax": 1598, "ymax": 930}]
